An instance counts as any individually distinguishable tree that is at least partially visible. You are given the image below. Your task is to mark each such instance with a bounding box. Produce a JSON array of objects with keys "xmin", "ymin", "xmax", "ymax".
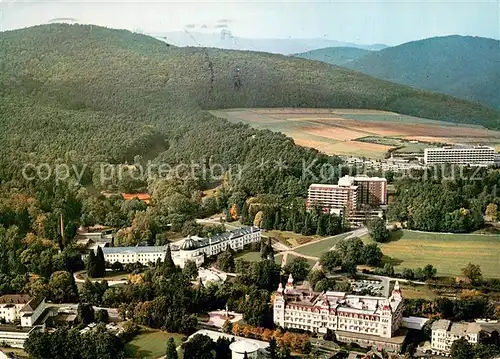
[
  {"xmin": 254, "ymin": 211, "xmax": 264, "ymax": 227},
  {"xmin": 166, "ymin": 337, "xmax": 178, "ymax": 359},
  {"xmin": 76, "ymin": 303, "xmax": 95, "ymax": 325},
  {"xmin": 95, "ymin": 246, "xmax": 106, "ymax": 278},
  {"xmin": 283, "ymin": 257, "xmax": 310, "ymax": 282},
  {"xmin": 242, "ymin": 290, "xmax": 272, "ymax": 327},
  {"xmin": 86, "ymin": 250, "xmax": 98, "ymax": 278},
  {"xmin": 163, "ymin": 245, "xmax": 176, "ymax": 274},
  {"xmin": 111, "ymin": 261, "xmax": 124, "ymax": 272},
  {"xmin": 422, "ymin": 264, "xmax": 437, "ymax": 280},
  {"xmin": 240, "ymin": 202, "xmax": 250, "ymax": 226},
  {"xmin": 461, "ymin": 263, "xmax": 483, "ymax": 285},
  {"xmin": 183, "ymin": 334, "xmax": 215, "ymax": 359},
  {"xmin": 485, "ymin": 203, "xmax": 498, "ymax": 222},
  {"xmin": 367, "ymin": 217, "xmax": 389, "ymax": 243},
  {"xmin": 266, "ymin": 337, "xmax": 279, "ymax": 359},
  {"xmin": 218, "ymin": 247, "xmax": 235, "ymax": 273},
  {"xmin": 183, "ymin": 260, "xmax": 198, "ymax": 280},
  {"xmin": 401, "ymin": 267, "xmax": 414, "ymax": 280},
  {"xmin": 96, "ymin": 308, "xmax": 109, "ymax": 323},
  {"xmin": 450, "ymin": 338, "xmax": 474, "ymax": 359},
  {"xmin": 319, "ymin": 251, "xmax": 342, "ymax": 273},
  {"xmin": 48, "ymin": 271, "xmax": 79, "ymax": 303},
  {"xmin": 215, "ymin": 337, "xmax": 232, "ymax": 359},
  {"xmin": 361, "ymin": 243, "xmax": 383, "ymax": 267},
  {"xmin": 307, "ymin": 269, "xmax": 326, "ymax": 289}
]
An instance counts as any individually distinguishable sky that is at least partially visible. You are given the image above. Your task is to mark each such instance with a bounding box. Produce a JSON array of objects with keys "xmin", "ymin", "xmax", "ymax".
[{"xmin": 1, "ymin": 0, "xmax": 499, "ymax": 45}]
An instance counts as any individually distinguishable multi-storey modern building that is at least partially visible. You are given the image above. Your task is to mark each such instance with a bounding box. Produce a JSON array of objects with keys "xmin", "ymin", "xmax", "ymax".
[
  {"xmin": 424, "ymin": 146, "xmax": 495, "ymax": 165},
  {"xmin": 100, "ymin": 227, "xmax": 261, "ymax": 268},
  {"xmin": 353, "ymin": 176, "xmax": 387, "ymax": 206},
  {"xmin": 273, "ymin": 275, "xmax": 405, "ymax": 351},
  {"xmin": 431, "ymin": 320, "xmax": 481, "ymax": 355},
  {"xmin": 307, "ymin": 176, "xmax": 358, "ymax": 214}
]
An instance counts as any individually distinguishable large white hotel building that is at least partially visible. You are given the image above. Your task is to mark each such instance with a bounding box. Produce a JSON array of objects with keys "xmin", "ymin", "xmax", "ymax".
[
  {"xmin": 273, "ymin": 275, "xmax": 405, "ymax": 351},
  {"xmin": 100, "ymin": 227, "xmax": 261, "ymax": 268},
  {"xmin": 424, "ymin": 146, "xmax": 495, "ymax": 165}
]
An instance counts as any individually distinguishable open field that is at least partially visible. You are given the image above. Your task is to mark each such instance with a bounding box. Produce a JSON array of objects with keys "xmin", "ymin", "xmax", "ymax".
[
  {"xmin": 125, "ymin": 329, "xmax": 184, "ymax": 359},
  {"xmin": 263, "ymin": 229, "xmax": 320, "ymax": 247},
  {"xmin": 400, "ymin": 284, "xmax": 438, "ymax": 300},
  {"xmin": 362, "ymin": 230, "xmax": 500, "ymax": 278},
  {"xmin": 294, "ymin": 233, "xmax": 351, "ymax": 257},
  {"xmin": 235, "ymin": 251, "xmax": 263, "ymax": 262},
  {"xmin": 211, "ymin": 108, "xmax": 500, "ymax": 158}
]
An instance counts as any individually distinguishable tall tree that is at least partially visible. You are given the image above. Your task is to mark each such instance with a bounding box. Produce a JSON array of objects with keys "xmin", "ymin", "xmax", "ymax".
[
  {"xmin": 461, "ymin": 263, "xmax": 483, "ymax": 285},
  {"xmin": 163, "ymin": 245, "xmax": 176, "ymax": 274},
  {"xmin": 266, "ymin": 337, "xmax": 279, "ymax": 359},
  {"xmin": 367, "ymin": 217, "xmax": 389, "ymax": 242},
  {"xmin": 96, "ymin": 246, "xmax": 106, "ymax": 278},
  {"xmin": 450, "ymin": 338, "xmax": 474, "ymax": 359},
  {"xmin": 86, "ymin": 250, "xmax": 98, "ymax": 278},
  {"xmin": 183, "ymin": 334, "xmax": 215, "ymax": 359},
  {"xmin": 165, "ymin": 337, "xmax": 178, "ymax": 359}
]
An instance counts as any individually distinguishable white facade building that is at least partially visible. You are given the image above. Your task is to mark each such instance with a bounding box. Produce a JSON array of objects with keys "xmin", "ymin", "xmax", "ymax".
[
  {"xmin": 431, "ymin": 320, "xmax": 481, "ymax": 355},
  {"xmin": 100, "ymin": 227, "xmax": 261, "ymax": 268},
  {"xmin": 273, "ymin": 275, "xmax": 404, "ymax": 340},
  {"xmin": 0, "ymin": 295, "xmax": 47, "ymax": 348},
  {"xmin": 307, "ymin": 180, "xmax": 358, "ymax": 214},
  {"xmin": 424, "ymin": 146, "xmax": 495, "ymax": 165}
]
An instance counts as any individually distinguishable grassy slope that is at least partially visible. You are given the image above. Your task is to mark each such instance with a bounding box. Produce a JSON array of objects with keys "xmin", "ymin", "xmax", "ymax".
[
  {"xmin": 345, "ymin": 35, "xmax": 500, "ymax": 109},
  {"xmin": 362, "ymin": 230, "xmax": 500, "ymax": 278}
]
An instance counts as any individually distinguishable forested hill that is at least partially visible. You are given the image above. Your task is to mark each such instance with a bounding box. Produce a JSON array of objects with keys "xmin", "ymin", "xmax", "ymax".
[
  {"xmin": 1, "ymin": 24, "xmax": 499, "ymax": 191},
  {"xmin": 294, "ymin": 47, "xmax": 371, "ymax": 66},
  {"xmin": 344, "ymin": 35, "xmax": 500, "ymax": 109}
]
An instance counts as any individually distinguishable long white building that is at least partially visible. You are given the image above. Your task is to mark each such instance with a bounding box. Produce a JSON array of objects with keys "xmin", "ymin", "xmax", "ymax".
[
  {"xmin": 273, "ymin": 275, "xmax": 405, "ymax": 351},
  {"xmin": 431, "ymin": 320, "xmax": 481, "ymax": 355},
  {"xmin": 424, "ymin": 146, "xmax": 495, "ymax": 165},
  {"xmin": 100, "ymin": 227, "xmax": 261, "ymax": 268}
]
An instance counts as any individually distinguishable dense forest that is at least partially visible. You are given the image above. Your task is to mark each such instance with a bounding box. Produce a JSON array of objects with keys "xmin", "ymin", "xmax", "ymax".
[
  {"xmin": 344, "ymin": 35, "xmax": 500, "ymax": 109},
  {"xmin": 1, "ymin": 24, "xmax": 500, "ymax": 192},
  {"xmin": 387, "ymin": 167, "xmax": 500, "ymax": 232}
]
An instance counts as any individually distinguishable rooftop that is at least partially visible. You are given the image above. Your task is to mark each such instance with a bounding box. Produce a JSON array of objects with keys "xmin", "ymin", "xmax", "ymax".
[
  {"xmin": 172, "ymin": 227, "xmax": 260, "ymax": 251},
  {"xmin": 102, "ymin": 227, "xmax": 260, "ymax": 254},
  {"xmin": 0, "ymin": 294, "xmax": 31, "ymax": 305},
  {"xmin": 229, "ymin": 340, "xmax": 260, "ymax": 354},
  {"xmin": 102, "ymin": 245, "xmax": 169, "ymax": 254},
  {"xmin": 432, "ymin": 319, "xmax": 451, "ymax": 331}
]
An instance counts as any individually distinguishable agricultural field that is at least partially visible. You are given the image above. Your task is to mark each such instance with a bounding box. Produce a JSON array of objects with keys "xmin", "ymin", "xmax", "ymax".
[
  {"xmin": 362, "ymin": 230, "xmax": 500, "ymax": 279},
  {"xmin": 125, "ymin": 329, "xmax": 184, "ymax": 359},
  {"xmin": 211, "ymin": 108, "xmax": 500, "ymax": 158}
]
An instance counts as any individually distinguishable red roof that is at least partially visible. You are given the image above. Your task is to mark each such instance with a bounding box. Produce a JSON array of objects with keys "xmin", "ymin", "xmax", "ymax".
[{"xmin": 122, "ymin": 193, "xmax": 151, "ymax": 202}]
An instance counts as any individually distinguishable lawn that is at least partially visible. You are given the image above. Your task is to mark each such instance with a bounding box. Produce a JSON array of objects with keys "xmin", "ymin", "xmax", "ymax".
[
  {"xmin": 362, "ymin": 230, "xmax": 500, "ymax": 278},
  {"xmin": 294, "ymin": 233, "xmax": 351, "ymax": 257},
  {"xmin": 125, "ymin": 329, "xmax": 184, "ymax": 359},
  {"xmin": 263, "ymin": 229, "xmax": 320, "ymax": 247},
  {"xmin": 235, "ymin": 251, "xmax": 263, "ymax": 262},
  {"xmin": 400, "ymin": 284, "xmax": 438, "ymax": 300}
]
